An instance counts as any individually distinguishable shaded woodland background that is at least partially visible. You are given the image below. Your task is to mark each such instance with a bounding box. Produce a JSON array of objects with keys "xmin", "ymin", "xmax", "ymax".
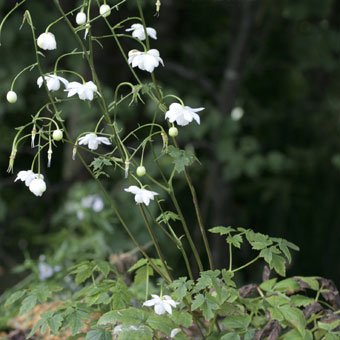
[{"xmin": 1, "ymin": 0, "xmax": 340, "ymax": 291}]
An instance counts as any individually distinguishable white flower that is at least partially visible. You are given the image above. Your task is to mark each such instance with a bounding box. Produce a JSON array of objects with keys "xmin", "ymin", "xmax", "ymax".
[
  {"xmin": 165, "ymin": 103, "xmax": 204, "ymax": 126},
  {"xmin": 6, "ymin": 90, "xmax": 17, "ymax": 103},
  {"xmin": 231, "ymin": 107, "xmax": 244, "ymax": 121},
  {"xmin": 29, "ymin": 177, "xmax": 47, "ymax": 197},
  {"xmin": 170, "ymin": 328, "xmax": 181, "ymax": 338},
  {"xmin": 128, "ymin": 49, "xmax": 164, "ymax": 73},
  {"xmin": 126, "ymin": 23, "xmax": 157, "ymax": 41},
  {"xmin": 81, "ymin": 195, "xmax": 104, "ymax": 212},
  {"xmin": 65, "ymin": 81, "xmax": 99, "ymax": 101},
  {"xmin": 37, "ymin": 32, "xmax": 57, "ymax": 50},
  {"xmin": 15, "ymin": 170, "xmax": 36, "ymax": 187},
  {"xmin": 76, "ymin": 11, "xmax": 87, "ymax": 25},
  {"xmin": 37, "ymin": 74, "xmax": 69, "ymax": 92},
  {"xmin": 143, "ymin": 294, "xmax": 178, "ymax": 315},
  {"xmin": 38, "ymin": 262, "xmax": 54, "ymax": 280},
  {"xmin": 99, "ymin": 4, "xmax": 111, "ymax": 17},
  {"xmin": 78, "ymin": 133, "xmax": 111, "ymax": 150},
  {"xmin": 124, "ymin": 186, "xmax": 158, "ymax": 206}
]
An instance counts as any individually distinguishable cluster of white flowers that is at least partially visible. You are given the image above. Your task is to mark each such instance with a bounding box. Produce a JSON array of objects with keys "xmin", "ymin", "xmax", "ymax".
[
  {"xmin": 76, "ymin": 194, "xmax": 104, "ymax": 220},
  {"xmin": 15, "ymin": 170, "xmax": 46, "ymax": 197}
]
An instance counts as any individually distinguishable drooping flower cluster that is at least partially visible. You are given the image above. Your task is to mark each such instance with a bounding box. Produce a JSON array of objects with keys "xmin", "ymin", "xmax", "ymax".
[{"xmin": 15, "ymin": 170, "xmax": 47, "ymax": 197}]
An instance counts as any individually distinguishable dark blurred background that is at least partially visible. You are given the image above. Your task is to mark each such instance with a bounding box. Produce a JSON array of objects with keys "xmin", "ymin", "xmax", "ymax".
[{"xmin": 1, "ymin": 0, "xmax": 340, "ymax": 291}]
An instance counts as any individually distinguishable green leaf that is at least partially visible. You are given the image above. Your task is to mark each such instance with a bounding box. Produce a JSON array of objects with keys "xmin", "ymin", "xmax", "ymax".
[
  {"xmin": 19, "ymin": 294, "xmax": 37, "ymax": 315},
  {"xmin": 290, "ymin": 295, "xmax": 315, "ymax": 307},
  {"xmin": 98, "ymin": 308, "xmax": 147, "ymax": 325},
  {"xmin": 246, "ymin": 230, "xmax": 273, "ymax": 250},
  {"xmin": 270, "ymin": 254, "xmax": 286, "ymax": 276},
  {"xmin": 95, "ymin": 260, "xmax": 111, "ymax": 278},
  {"xmin": 259, "ymin": 278, "xmax": 277, "ymax": 292},
  {"xmin": 73, "ymin": 262, "xmax": 93, "ymax": 285},
  {"xmin": 116, "ymin": 325, "xmax": 153, "ymax": 340},
  {"xmin": 64, "ymin": 308, "xmax": 89, "ymax": 335},
  {"xmin": 274, "ymin": 278, "xmax": 301, "ymax": 293},
  {"xmin": 191, "ymin": 294, "xmax": 205, "ymax": 311},
  {"xmin": 47, "ymin": 313, "xmax": 64, "ymax": 335},
  {"xmin": 110, "ymin": 280, "xmax": 132, "ymax": 309},
  {"xmin": 317, "ymin": 319, "xmax": 340, "ymax": 332},
  {"xmin": 227, "ymin": 234, "xmax": 243, "ymax": 248},
  {"xmin": 171, "ymin": 311, "xmax": 193, "ymax": 328},
  {"xmin": 295, "ymin": 277, "xmax": 319, "ymax": 291},
  {"xmin": 156, "ymin": 211, "xmax": 180, "ymax": 224},
  {"xmin": 5, "ymin": 289, "xmax": 26, "ymax": 306},
  {"xmin": 280, "ymin": 305, "xmax": 306, "ymax": 336},
  {"xmin": 146, "ymin": 314, "xmax": 175, "ymax": 335},
  {"xmin": 168, "ymin": 145, "xmax": 196, "ymax": 173},
  {"xmin": 222, "ymin": 315, "xmax": 251, "ymax": 330},
  {"xmin": 281, "ymin": 329, "xmax": 313, "ymax": 340},
  {"xmin": 128, "ymin": 258, "xmax": 148, "ymax": 273},
  {"xmin": 220, "ymin": 333, "xmax": 241, "ymax": 340},
  {"xmin": 169, "ymin": 277, "xmax": 193, "ymax": 301},
  {"xmin": 86, "ymin": 329, "xmax": 113, "ymax": 340},
  {"xmin": 209, "ymin": 226, "xmax": 235, "ymax": 236}
]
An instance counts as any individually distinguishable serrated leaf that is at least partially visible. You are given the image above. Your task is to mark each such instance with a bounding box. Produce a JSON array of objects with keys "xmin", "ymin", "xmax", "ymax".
[
  {"xmin": 246, "ymin": 230, "xmax": 273, "ymax": 250},
  {"xmin": 168, "ymin": 277, "xmax": 193, "ymax": 301},
  {"xmin": 64, "ymin": 309, "xmax": 89, "ymax": 335},
  {"xmin": 75, "ymin": 264, "xmax": 93, "ymax": 285},
  {"xmin": 146, "ymin": 314, "xmax": 175, "ymax": 335},
  {"xmin": 227, "ymin": 234, "xmax": 243, "ymax": 248},
  {"xmin": 280, "ymin": 305, "xmax": 306, "ymax": 336},
  {"xmin": 171, "ymin": 311, "xmax": 193, "ymax": 328},
  {"xmin": 117, "ymin": 325, "xmax": 153, "ymax": 340},
  {"xmin": 270, "ymin": 254, "xmax": 286, "ymax": 276},
  {"xmin": 290, "ymin": 295, "xmax": 315, "ymax": 307},
  {"xmin": 98, "ymin": 308, "xmax": 147, "ymax": 325},
  {"xmin": 86, "ymin": 329, "xmax": 113, "ymax": 340},
  {"xmin": 222, "ymin": 315, "xmax": 251, "ymax": 330},
  {"xmin": 191, "ymin": 294, "xmax": 205, "ymax": 311},
  {"xmin": 19, "ymin": 294, "xmax": 37, "ymax": 315},
  {"xmin": 47, "ymin": 313, "xmax": 64, "ymax": 334},
  {"xmin": 168, "ymin": 145, "xmax": 196, "ymax": 173},
  {"xmin": 5, "ymin": 290, "xmax": 26, "ymax": 306},
  {"xmin": 274, "ymin": 278, "xmax": 300, "ymax": 294},
  {"xmin": 259, "ymin": 278, "xmax": 277, "ymax": 291},
  {"xmin": 295, "ymin": 277, "xmax": 319, "ymax": 291},
  {"xmin": 128, "ymin": 258, "xmax": 148, "ymax": 273},
  {"xmin": 208, "ymin": 226, "xmax": 235, "ymax": 236},
  {"xmin": 95, "ymin": 260, "xmax": 111, "ymax": 278}
]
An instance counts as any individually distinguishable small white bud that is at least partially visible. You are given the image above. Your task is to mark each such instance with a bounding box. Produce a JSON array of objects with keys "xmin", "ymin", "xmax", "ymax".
[
  {"xmin": 231, "ymin": 107, "xmax": 244, "ymax": 121},
  {"xmin": 168, "ymin": 127, "xmax": 178, "ymax": 137},
  {"xmin": 47, "ymin": 148, "xmax": 53, "ymax": 168},
  {"xmin": 6, "ymin": 91, "xmax": 17, "ymax": 104},
  {"xmin": 76, "ymin": 11, "xmax": 87, "ymax": 25},
  {"xmin": 100, "ymin": 4, "xmax": 111, "ymax": 17},
  {"xmin": 52, "ymin": 129, "xmax": 63, "ymax": 141},
  {"xmin": 136, "ymin": 166, "xmax": 146, "ymax": 177}
]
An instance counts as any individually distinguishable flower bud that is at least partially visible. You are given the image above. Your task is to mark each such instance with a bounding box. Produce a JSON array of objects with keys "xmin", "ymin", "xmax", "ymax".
[
  {"xmin": 52, "ymin": 129, "xmax": 63, "ymax": 141},
  {"xmin": 37, "ymin": 32, "xmax": 57, "ymax": 50},
  {"xmin": 100, "ymin": 4, "xmax": 111, "ymax": 17},
  {"xmin": 47, "ymin": 148, "xmax": 53, "ymax": 168},
  {"xmin": 168, "ymin": 127, "xmax": 178, "ymax": 137},
  {"xmin": 31, "ymin": 125, "xmax": 37, "ymax": 148},
  {"xmin": 76, "ymin": 11, "xmax": 87, "ymax": 25},
  {"xmin": 6, "ymin": 91, "xmax": 17, "ymax": 104},
  {"xmin": 136, "ymin": 166, "xmax": 146, "ymax": 177}
]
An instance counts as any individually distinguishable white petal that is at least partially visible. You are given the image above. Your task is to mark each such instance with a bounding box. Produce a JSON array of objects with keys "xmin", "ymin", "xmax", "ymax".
[{"xmin": 154, "ymin": 303, "xmax": 166, "ymax": 315}]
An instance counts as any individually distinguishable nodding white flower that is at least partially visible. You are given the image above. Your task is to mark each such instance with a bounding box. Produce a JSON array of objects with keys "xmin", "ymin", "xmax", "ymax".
[
  {"xmin": 128, "ymin": 49, "xmax": 164, "ymax": 73},
  {"xmin": 126, "ymin": 23, "xmax": 157, "ymax": 41},
  {"xmin": 231, "ymin": 106, "xmax": 244, "ymax": 121},
  {"xmin": 37, "ymin": 32, "xmax": 57, "ymax": 50},
  {"xmin": 15, "ymin": 170, "xmax": 37, "ymax": 187},
  {"xmin": 165, "ymin": 103, "xmax": 204, "ymax": 126},
  {"xmin": 37, "ymin": 74, "xmax": 69, "ymax": 92},
  {"xmin": 99, "ymin": 4, "xmax": 111, "ymax": 17},
  {"xmin": 124, "ymin": 186, "xmax": 158, "ymax": 206},
  {"xmin": 65, "ymin": 81, "xmax": 99, "ymax": 101},
  {"xmin": 76, "ymin": 11, "xmax": 87, "ymax": 25},
  {"xmin": 29, "ymin": 177, "xmax": 46, "ymax": 197},
  {"xmin": 78, "ymin": 133, "xmax": 111, "ymax": 150},
  {"xmin": 143, "ymin": 294, "xmax": 178, "ymax": 315},
  {"xmin": 6, "ymin": 90, "xmax": 17, "ymax": 103}
]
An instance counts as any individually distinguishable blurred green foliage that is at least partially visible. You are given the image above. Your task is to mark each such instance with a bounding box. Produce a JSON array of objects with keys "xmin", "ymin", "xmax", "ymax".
[{"xmin": 1, "ymin": 0, "xmax": 340, "ymax": 293}]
